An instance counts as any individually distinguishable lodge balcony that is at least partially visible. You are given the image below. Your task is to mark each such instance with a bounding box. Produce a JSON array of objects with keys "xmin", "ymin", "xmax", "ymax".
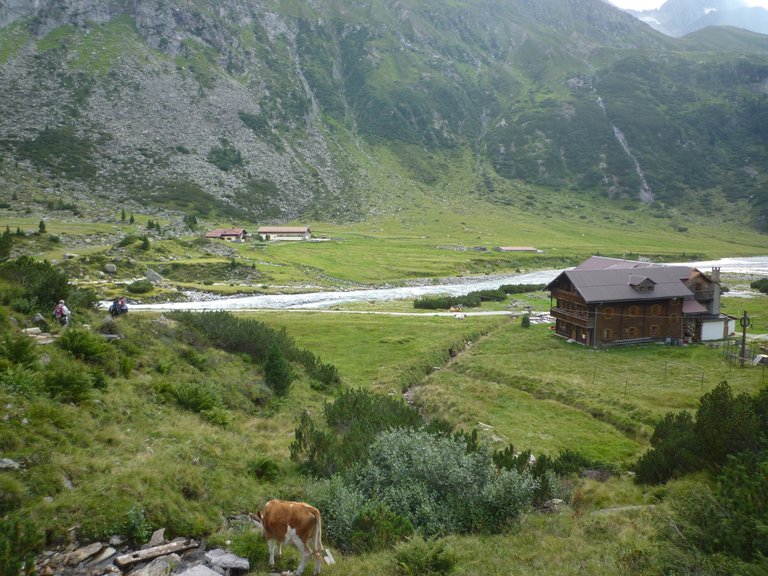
[{"xmin": 550, "ymin": 307, "xmax": 594, "ymax": 328}]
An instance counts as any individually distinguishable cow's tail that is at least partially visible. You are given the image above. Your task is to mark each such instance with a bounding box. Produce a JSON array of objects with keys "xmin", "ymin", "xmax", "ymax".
[{"xmin": 312, "ymin": 508, "xmax": 324, "ymax": 561}]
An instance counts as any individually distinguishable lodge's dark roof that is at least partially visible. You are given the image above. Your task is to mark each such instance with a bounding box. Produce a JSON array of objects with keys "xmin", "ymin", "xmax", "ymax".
[
  {"xmin": 547, "ymin": 265, "xmax": 696, "ymax": 303},
  {"xmin": 574, "ymin": 256, "xmax": 658, "ymax": 270}
]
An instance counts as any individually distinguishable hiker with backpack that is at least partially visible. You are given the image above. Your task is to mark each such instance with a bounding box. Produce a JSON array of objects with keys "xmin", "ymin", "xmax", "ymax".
[
  {"xmin": 109, "ymin": 296, "xmax": 128, "ymax": 318},
  {"xmin": 53, "ymin": 299, "xmax": 71, "ymax": 327}
]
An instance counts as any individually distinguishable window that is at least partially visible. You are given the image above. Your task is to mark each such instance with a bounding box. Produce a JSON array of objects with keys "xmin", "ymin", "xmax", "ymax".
[
  {"xmin": 603, "ymin": 307, "xmax": 614, "ymax": 320},
  {"xmin": 650, "ymin": 304, "xmax": 662, "ymax": 317},
  {"xmin": 628, "ymin": 305, "xmax": 640, "ymax": 318},
  {"xmin": 650, "ymin": 325, "xmax": 659, "ymax": 337},
  {"xmin": 625, "ymin": 326, "xmax": 638, "ymax": 337},
  {"xmin": 601, "ymin": 329, "xmax": 613, "ymax": 340}
]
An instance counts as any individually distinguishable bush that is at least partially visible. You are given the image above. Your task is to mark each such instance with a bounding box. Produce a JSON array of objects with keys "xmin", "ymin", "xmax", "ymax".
[
  {"xmin": 290, "ymin": 388, "xmax": 423, "ymax": 477},
  {"xmin": 173, "ymin": 381, "xmax": 221, "ymax": 413},
  {"xmin": 57, "ymin": 329, "xmax": 111, "ymax": 366},
  {"xmin": 304, "ymin": 476, "xmax": 367, "ymax": 549},
  {"xmin": 172, "ymin": 311, "xmax": 340, "ymax": 390},
  {"xmin": 390, "ymin": 535, "xmax": 456, "ymax": 576},
  {"xmin": 127, "ymin": 280, "xmax": 153, "ymax": 294},
  {"xmin": 751, "ymin": 278, "xmax": 768, "ymax": 294},
  {"xmin": 0, "ymin": 256, "xmax": 70, "ymax": 311},
  {"xmin": 349, "ymin": 504, "xmax": 414, "ymax": 553},
  {"xmin": 521, "ymin": 315, "xmax": 531, "ymax": 328},
  {"xmin": 247, "ymin": 456, "xmax": 280, "ymax": 481},
  {"xmin": 0, "ymin": 365, "xmax": 42, "ymax": 397},
  {"xmin": 42, "ymin": 360, "xmax": 95, "ymax": 403},
  {"xmin": 0, "ymin": 516, "xmax": 43, "ymax": 576},
  {"xmin": 634, "ymin": 411, "xmax": 697, "ymax": 484},
  {"xmin": 264, "ymin": 343, "xmax": 294, "ymax": 397},
  {"xmin": 202, "ymin": 406, "xmax": 232, "ymax": 427},
  {"xmin": 117, "ymin": 235, "xmax": 140, "ymax": 247},
  {"xmin": 352, "ymin": 429, "xmax": 536, "ymax": 535},
  {"xmin": 499, "ymin": 283, "xmax": 546, "ymax": 294},
  {"xmin": 659, "ymin": 454, "xmax": 768, "ymax": 570},
  {"xmin": 2, "ymin": 333, "xmax": 40, "ymax": 367},
  {"xmin": 634, "ymin": 381, "xmax": 766, "ymax": 484}
]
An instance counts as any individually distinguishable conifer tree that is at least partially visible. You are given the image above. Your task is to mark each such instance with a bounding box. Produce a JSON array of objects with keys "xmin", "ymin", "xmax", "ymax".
[{"xmin": 264, "ymin": 343, "xmax": 294, "ymax": 397}]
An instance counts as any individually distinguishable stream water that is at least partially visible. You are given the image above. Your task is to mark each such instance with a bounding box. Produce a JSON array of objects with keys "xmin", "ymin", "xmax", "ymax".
[{"xmin": 125, "ymin": 256, "xmax": 768, "ymax": 312}]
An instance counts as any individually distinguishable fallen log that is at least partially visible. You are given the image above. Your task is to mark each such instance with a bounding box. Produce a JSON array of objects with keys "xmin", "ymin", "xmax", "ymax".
[{"xmin": 114, "ymin": 539, "xmax": 199, "ymax": 568}]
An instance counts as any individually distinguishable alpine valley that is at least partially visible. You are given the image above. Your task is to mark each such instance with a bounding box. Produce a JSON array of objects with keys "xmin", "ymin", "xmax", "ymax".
[{"xmin": 1, "ymin": 0, "xmax": 767, "ymax": 231}]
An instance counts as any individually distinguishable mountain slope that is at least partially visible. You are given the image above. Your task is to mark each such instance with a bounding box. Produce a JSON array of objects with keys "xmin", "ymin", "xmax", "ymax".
[
  {"xmin": 0, "ymin": 0, "xmax": 767, "ymax": 231},
  {"xmin": 629, "ymin": 0, "xmax": 768, "ymax": 37}
]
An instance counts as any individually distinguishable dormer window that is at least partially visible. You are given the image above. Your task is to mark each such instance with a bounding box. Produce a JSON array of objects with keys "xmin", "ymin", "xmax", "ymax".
[{"xmin": 628, "ymin": 275, "xmax": 656, "ymax": 292}]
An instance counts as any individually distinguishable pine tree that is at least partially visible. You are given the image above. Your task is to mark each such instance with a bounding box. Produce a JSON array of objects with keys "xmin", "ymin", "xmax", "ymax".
[
  {"xmin": 129, "ymin": 213, "xmax": 135, "ymax": 224},
  {"xmin": 38, "ymin": 220, "xmax": 46, "ymax": 234},
  {"xmin": 0, "ymin": 228, "xmax": 13, "ymax": 260},
  {"xmin": 121, "ymin": 207, "xmax": 126, "ymax": 221},
  {"xmin": 264, "ymin": 343, "xmax": 294, "ymax": 397}
]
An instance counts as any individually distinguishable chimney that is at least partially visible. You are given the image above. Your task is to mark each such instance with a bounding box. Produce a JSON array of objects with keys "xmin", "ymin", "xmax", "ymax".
[{"xmin": 711, "ymin": 267, "xmax": 721, "ymax": 315}]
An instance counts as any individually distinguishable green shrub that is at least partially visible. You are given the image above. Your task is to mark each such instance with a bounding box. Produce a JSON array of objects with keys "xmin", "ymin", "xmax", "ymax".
[
  {"xmin": 634, "ymin": 411, "xmax": 697, "ymax": 484},
  {"xmin": 304, "ymin": 476, "xmax": 367, "ymax": 550},
  {"xmin": 352, "ymin": 429, "xmax": 536, "ymax": 535},
  {"xmin": 349, "ymin": 504, "xmax": 414, "ymax": 554},
  {"xmin": 9, "ymin": 298, "xmax": 33, "ymax": 314},
  {"xmin": 127, "ymin": 280, "xmax": 153, "ymax": 294},
  {"xmin": 247, "ymin": 455, "xmax": 280, "ymax": 481},
  {"xmin": 0, "ymin": 516, "xmax": 43, "ymax": 576},
  {"xmin": 173, "ymin": 382, "xmax": 221, "ymax": 412},
  {"xmin": 390, "ymin": 535, "xmax": 456, "ymax": 576},
  {"xmin": 659, "ymin": 454, "xmax": 768, "ymax": 570},
  {"xmin": 414, "ymin": 293, "xmax": 482, "ymax": 310},
  {"xmin": 172, "ymin": 311, "xmax": 340, "ymax": 390},
  {"xmin": 521, "ymin": 314, "xmax": 531, "ymax": 328},
  {"xmin": 750, "ymin": 278, "xmax": 768, "ymax": 294},
  {"xmin": 634, "ymin": 382, "xmax": 765, "ymax": 484},
  {"xmin": 57, "ymin": 329, "xmax": 111, "ymax": 366},
  {"xmin": 0, "ymin": 256, "xmax": 69, "ymax": 311},
  {"xmin": 207, "ymin": 140, "xmax": 243, "ymax": 171},
  {"xmin": 499, "ymin": 283, "xmax": 546, "ymax": 294},
  {"xmin": 123, "ymin": 505, "xmax": 153, "ymax": 548},
  {"xmin": 2, "ymin": 333, "xmax": 39, "ymax": 367},
  {"xmin": 264, "ymin": 343, "xmax": 294, "ymax": 397},
  {"xmin": 202, "ymin": 406, "xmax": 231, "ymax": 427},
  {"xmin": 42, "ymin": 360, "xmax": 95, "ymax": 403},
  {"xmin": 0, "ymin": 365, "xmax": 42, "ymax": 397},
  {"xmin": 470, "ymin": 289, "xmax": 506, "ymax": 302},
  {"xmin": 290, "ymin": 388, "xmax": 423, "ymax": 477}
]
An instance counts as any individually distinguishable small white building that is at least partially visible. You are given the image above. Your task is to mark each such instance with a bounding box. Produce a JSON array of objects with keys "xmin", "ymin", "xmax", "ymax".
[
  {"xmin": 257, "ymin": 226, "xmax": 311, "ymax": 241},
  {"xmin": 699, "ymin": 315, "xmax": 737, "ymax": 341}
]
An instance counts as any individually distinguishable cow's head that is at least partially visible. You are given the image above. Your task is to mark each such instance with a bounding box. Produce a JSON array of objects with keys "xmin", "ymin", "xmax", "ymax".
[{"xmin": 248, "ymin": 511, "xmax": 265, "ymax": 534}]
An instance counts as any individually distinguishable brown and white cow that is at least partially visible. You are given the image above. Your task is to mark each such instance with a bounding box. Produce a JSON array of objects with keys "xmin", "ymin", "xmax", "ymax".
[{"xmin": 250, "ymin": 499, "xmax": 324, "ymax": 575}]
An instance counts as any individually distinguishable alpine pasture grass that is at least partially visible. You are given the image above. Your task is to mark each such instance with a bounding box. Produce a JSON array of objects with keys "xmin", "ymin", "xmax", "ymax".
[{"xmin": 244, "ymin": 311, "xmax": 508, "ymax": 393}]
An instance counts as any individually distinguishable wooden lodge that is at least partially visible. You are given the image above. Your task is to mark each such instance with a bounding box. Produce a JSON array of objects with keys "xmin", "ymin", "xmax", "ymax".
[{"xmin": 546, "ymin": 256, "xmax": 735, "ymax": 347}]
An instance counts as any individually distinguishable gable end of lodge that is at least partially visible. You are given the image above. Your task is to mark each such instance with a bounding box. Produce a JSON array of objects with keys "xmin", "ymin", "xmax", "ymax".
[{"xmin": 546, "ymin": 256, "xmax": 736, "ymax": 347}]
